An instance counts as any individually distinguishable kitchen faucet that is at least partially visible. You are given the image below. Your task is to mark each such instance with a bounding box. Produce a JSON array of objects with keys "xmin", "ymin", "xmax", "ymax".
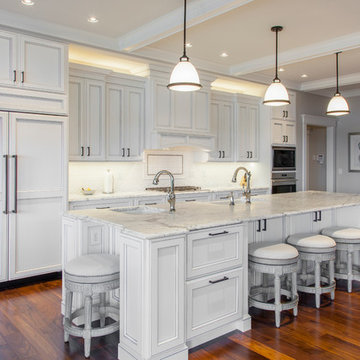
[
  {"xmin": 152, "ymin": 170, "xmax": 176, "ymax": 211},
  {"xmin": 232, "ymin": 167, "xmax": 252, "ymax": 203}
]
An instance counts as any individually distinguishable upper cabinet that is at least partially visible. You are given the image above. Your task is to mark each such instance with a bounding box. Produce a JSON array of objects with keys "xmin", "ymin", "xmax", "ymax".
[
  {"xmin": 271, "ymin": 91, "xmax": 296, "ymax": 146},
  {"xmin": 0, "ymin": 30, "xmax": 67, "ymax": 115},
  {"xmin": 69, "ymin": 66, "xmax": 146, "ymax": 161},
  {"xmin": 209, "ymin": 92, "xmax": 260, "ymax": 162}
]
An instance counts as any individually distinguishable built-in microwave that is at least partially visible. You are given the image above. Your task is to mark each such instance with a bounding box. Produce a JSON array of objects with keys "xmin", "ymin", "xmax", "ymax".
[{"xmin": 272, "ymin": 146, "xmax": 296, "ymax": 171}]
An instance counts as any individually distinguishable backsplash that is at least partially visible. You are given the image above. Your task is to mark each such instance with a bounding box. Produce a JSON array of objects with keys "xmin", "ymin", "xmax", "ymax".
[{"xmin": 68, "ymin": 150, "xmax": 271, "ymax": 195}]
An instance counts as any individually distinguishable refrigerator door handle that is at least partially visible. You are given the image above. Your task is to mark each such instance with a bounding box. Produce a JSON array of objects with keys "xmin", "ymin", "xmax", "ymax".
[
  {"xmin": 11, "ymin": 155, "xmax": 17, "ymax": 214},
  {"xmin": 3, "ymin": 155, "xmax": 8, "ymax": 214}
]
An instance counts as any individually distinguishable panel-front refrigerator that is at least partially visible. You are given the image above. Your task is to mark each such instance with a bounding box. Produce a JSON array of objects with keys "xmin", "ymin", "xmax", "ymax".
[{"xmin": 1, "ymin": 111, "xmax": 67, "ymax": 281}]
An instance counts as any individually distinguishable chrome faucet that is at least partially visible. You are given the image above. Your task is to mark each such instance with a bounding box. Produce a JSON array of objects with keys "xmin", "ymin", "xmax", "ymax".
[
  {"xmin": 153, "ymin": 170, "xmax": 176, "ymax": 211},
  {"xmin": 232, "ymin": 167, "xmax": 252, "ymax": 203}
]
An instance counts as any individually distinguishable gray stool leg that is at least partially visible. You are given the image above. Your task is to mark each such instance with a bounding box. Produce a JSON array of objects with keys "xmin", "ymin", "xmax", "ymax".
[
  {"xmin": 347, "ymin": 250, "xmax": 353, "ymax": 293},
  {"xmin": 274, "ymin": 274, "xmax": 281, "ymax": 328},
  {"xmin": 301, "ymin": 260, "xmax": 307, "ymax": 285},
  {"xmin": 315, "ymin": 260, "xmax": 321, "ymax": 308},
  {"xmin": 291, "ymin": 271, "xmax": 298, "ymax": 317},
  {"xmin": 329, "ymin": 259, "xmax": 335, "ymax": 300},
  {"xmin": 64, "ymin": 289, "xmax": 73, "ymax": 343},
  {"xmin": 84, "ymin": 295, "xmax": 92, "ymax": 358},
  {"xmin": 99, "ymin": 293, "xmax": 106, "ymax": 327}
]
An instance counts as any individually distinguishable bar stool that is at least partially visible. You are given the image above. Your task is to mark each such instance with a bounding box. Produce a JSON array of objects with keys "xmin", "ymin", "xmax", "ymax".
[
  {"xmin": 286, "ymin": 233, "xmax": 336, "ymax": 308},
  {"xmin": 63, "ymin": 254, "xmax": 120, "ymax": 358},
  {"xmin": 249, "ymin": 241, "xmax": 299, "ymax": 328},
  {"xmin": 322, "ymin": 226, "xmax": 360, "ymax": 292}
]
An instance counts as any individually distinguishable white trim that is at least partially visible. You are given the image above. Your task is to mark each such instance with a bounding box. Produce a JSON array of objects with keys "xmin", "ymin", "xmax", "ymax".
[
  {"xmin": 301, "ymin": 114, "xmax": 337, "ymax": 192},
  {"xmin": 300, "ymin": 72, "xmax": 360, "ymax": 92},
  {"xmin": 230, "ymin": 32, "xmax": 360, "ymax": 76},
  {"xmin": 117, "ymin": 0, "xmax": 255, "ymax": 52}
]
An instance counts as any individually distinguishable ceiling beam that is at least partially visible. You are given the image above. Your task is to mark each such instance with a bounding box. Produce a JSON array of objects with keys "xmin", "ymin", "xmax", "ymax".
[
  {"xmin": 117, "ymin": 0, "xmax": 254, "ymax": 52},
  {"xmin": 300, "ymin": 72, "xmax": 360, "ymax": 91},
  {"xmin": 230, "ymin": 31, "xmax": 360, "ymax": 76}
]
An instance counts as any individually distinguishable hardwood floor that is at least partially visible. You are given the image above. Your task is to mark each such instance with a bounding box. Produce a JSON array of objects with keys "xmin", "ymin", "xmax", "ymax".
[{"xmin": 0, "ymin": 279, "xmax": 359, "ymax": 359}]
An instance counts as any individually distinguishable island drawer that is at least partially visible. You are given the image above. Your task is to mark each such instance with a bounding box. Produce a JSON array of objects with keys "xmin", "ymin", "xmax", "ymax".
[
  {"xmin": 186, "ymin": 224, "xmax": 244, "ymax": 279},
  {"xmin": 186, "ymin": 268, "xmax": 243, "ymax": 339}
]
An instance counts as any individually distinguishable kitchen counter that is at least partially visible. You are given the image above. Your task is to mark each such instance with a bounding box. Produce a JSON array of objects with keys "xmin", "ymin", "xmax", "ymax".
[{"xmin": 67, "ymin": 191, "xmax": 360, "ymax": 239}]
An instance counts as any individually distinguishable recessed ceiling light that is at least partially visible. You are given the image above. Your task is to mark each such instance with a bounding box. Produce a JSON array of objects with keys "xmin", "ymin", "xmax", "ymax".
[
  {"xmin": 88, "ymin": 16, "xmax": 99, "ymax": 23},
  {"xmin": 279, "ymin": 67, "xmax": 285, "ymax": 72},
  {"xmin": 21, "ymin": 0, "xmax": 34, "ymax": 6},
  {"xmin": 185, "ymin": 42, "xmax": 192, "ymax": 48},
  {"xmin": 220, "ymin": 52, "xmax": 229, "ymax": 58},
  {"xmin": 301, "ymin": 74, "xmax": 308, "ymax": 78}
]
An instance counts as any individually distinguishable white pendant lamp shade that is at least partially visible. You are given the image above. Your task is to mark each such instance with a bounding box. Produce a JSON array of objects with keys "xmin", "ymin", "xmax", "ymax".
[
  {"xmin": 326, "ymin": 52, "xmax": 350, "ymax": 116},
  {"xmin": 263, "ymin": 79, "xmax": 290, "ymax": 106},
  {"xmin": 263, "ymin": 26, "xmax": 290, "ymax": 107},
  {"xmin": 168, "ymin": 0, "xmax": 202, "ymax": 92},
  {"xmin": 168, "ymin": 57, "xmax": 202, "ymax": 92},
  {"xmin": 327, "ymin": 93, "xmax": 350, "ymax": 116}
]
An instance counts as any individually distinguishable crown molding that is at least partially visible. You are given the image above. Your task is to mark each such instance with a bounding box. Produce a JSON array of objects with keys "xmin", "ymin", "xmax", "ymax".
[
  {"xmin": 230, "ymin": 31, "xmax": 360, "ymax": 76},
  {"xmin": 300, "ymin": 72, "xmax": 360, "ymax": 91},
  {"xmin": 117, "ymin": 0, "xmax": 254, "ymax": 52}
]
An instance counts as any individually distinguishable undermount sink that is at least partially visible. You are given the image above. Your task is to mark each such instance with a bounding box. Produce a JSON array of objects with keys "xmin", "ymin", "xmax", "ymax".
[{"xmin": 111, "ymin": 206, "xmax": 167, "ymax": 215}]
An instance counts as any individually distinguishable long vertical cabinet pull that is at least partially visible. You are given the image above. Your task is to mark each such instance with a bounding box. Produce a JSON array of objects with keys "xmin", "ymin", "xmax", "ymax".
[
  {"xmin": 13, "ymin": 70, "xmax": 16, "ymax": 83},
  {"xmin": 21, "ymin": 72, "xmax": 24, "ymax": 84},
  {"xmin": 12, "ymin": 155, "xmax": 17, "ymax": 214},
  {"xmin": 3, "ymin": 155, "xmax": 8, "ymax": 214}
]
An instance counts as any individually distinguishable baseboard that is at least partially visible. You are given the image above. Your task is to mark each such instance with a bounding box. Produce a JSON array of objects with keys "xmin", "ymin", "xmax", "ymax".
[{"xmin": 0, "ymin": 271, "xmax": 62, "ymax": 291}]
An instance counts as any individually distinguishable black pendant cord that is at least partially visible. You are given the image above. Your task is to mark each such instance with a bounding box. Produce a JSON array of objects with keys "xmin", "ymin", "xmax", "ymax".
[
  {"xmin": 335, "ymin": 52, "xmax": 340, "ymax": 94},
  {"xmin": 182, "ymin": 0, "xmax": 188, "ymax": 60},
  {"xmin": 275, "ymin": 28, "xmax": 279, "ymax": 80}
]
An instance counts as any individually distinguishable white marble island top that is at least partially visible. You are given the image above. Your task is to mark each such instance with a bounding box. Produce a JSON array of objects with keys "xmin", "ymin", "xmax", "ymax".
[{"xmin": 66, "ymin": 191, "xmax": 360, "ymax": 239}]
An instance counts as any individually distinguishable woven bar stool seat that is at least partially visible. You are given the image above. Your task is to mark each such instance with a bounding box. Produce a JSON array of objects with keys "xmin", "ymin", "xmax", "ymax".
[
  {"xmin": 287, "ymin": 233, "xmax": 336, "ymax": 308},
  {"xmin": 249, "ymin": 242, "xmax": 299, "ymax": 328},
  {"xmin": 63, "ymin": 254, "xmax": 120, "ymax": 358},
  {"xmin": 322, "ymin": 226, "xmax": 360, "ymax": 292}
]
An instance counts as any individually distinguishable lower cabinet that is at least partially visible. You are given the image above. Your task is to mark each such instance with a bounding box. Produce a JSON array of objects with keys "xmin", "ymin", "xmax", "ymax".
[
  {"xmin": 248, "ymin": 216, "xmax": 284, "ymax": 244},
  {"xmin": 186, "ymin": 268, "xmax": 243, "ymax": 339}
]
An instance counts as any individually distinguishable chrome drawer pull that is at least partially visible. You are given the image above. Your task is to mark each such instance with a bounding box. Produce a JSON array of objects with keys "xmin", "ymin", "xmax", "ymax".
[
  {"xmin": 145, "ymin": 202, "xmax": 157, "ymax": 205},
  {"xmin": 209, "ymin": 230, "xmax": 229, "ymax": 236},
  {"xmin": 209, "ymin": 276, "xmax": 229, "ymax": 284},
  {"xmin": 185, "ymin": 199, "xmax": 196, "ymax": 202}
]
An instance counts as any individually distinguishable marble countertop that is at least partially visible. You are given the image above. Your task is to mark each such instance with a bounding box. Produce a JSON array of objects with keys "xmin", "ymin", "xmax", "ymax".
[
  {"xmin": 65, "ymin": 191, "xmax": 360, "ymax": 239},
  {"xmin": 68, "ymin": 187, "xmax": 269, "ymax": 202}
]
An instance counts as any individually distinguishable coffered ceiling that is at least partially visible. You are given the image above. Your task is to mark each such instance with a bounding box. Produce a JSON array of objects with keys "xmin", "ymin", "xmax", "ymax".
[{"xmin": 1, "ymin": 0, "xmax": 360, "ymax": 96}]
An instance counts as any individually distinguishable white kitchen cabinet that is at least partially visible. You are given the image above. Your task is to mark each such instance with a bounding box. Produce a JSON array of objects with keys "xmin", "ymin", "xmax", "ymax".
[
  {"xmin": 106, "ymin": 83, "xmax": 144, "ymax": 161},
  {"xmin": 209, "ymin": 101, "xmax": 234, "ymax": 161},
  {"xmin": 236, "ymin": 102, "xmax": 259, "ymax": 161},
  {"xmin": 176, "ymin": 193, "xmax": 211, "ymax": 203},
  {"xmin": 271, "ymin": 119, "xmax": 296, "ymax": 146},
  {"xmin": 0, "ymin": 30, "xmax": 65, "ymax": 93},
  {"xmin": 69, "ymin": 197, "xmax": 133, "ymax": 210},
  {"xmin": 152, "ymin": 80, "xmax": 211, "ymax": 135},
  {"xmin": 2, "ymin": 112, "xmax": 67, "ymax": 280},
  {"xmin": 248, "ymin": 216, "xmax": 284, "ymax": 244},
  {"xmin": 286, "ymin": 209, "xmax": 334, "ymax": 235},
  {"xmin": 186, "ymin": 268, "xmax": 243, "ymax": 339},
  {"xmin": 271, "ymin": 92, "xmax": 296, "ymax": 121},
  {"xmin": 135, "ymin": 196, "xmax": 166, "ymax": 206},
  {"xmin": 69, "ymin": 76, "xmax": 105, "ymax": 161}
]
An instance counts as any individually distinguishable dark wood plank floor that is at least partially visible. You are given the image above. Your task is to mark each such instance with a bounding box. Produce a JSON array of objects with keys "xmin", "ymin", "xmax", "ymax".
[{"xmin": 0, "ymin": 279, "xmax": 359, "ymax": 359}]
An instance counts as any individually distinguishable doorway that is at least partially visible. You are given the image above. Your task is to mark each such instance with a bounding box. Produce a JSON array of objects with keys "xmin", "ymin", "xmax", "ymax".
[{"xmin": 307, "ymin": 125, "xmax": 327, "ymax": 190}]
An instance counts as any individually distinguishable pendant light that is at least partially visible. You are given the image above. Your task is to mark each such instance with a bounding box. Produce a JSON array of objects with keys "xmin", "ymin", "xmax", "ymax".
[
  {"xmin": 167, "ymin": 0, "xmax": 202, "ymax": 92},
  {"xmin": 263, "ymin": 26, "xmax": 290, "ymax": 106},
  {"xmin": 326, "ymin": 52, "xmax": 350, "ymax": 116}
]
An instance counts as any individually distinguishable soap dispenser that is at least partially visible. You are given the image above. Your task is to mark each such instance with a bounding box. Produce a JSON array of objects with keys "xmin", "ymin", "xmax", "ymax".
[{"xmin": 104, "ymin": 169, "xmax": 114, "ymax": 194}]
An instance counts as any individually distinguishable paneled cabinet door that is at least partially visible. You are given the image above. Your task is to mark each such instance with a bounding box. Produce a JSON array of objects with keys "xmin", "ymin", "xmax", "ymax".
[
  {"xmin": 210, "ymin": 101, "xmax": 233, "ymax": 161},
  {"xmin": 85, "ymin": 79, "xmax": 105, "ymax": 160},
  {"xmin": 8, "ymin": 113, "xmax": 66, "ymax": 280},
  {"xmin": 0, "ymin": 31, "xmax": 17, "ymax": 87},
  {"xmin": 271, "ymin": 119, "xmax": 296, "ymax": 146},
  {"xmin": 193, "ymin": 90, "xmax": 210, "ymax": 133},
  {"xmin": 271, "ymin": 92, "xmax": 296, "ymax": 121},
  {"xmin": 19, "ymin": 35, "xmax": 65, "ymax": 93},
  {"xmin": 69, "ymin": 77, "xmax": 85, "ymax": 160},
  {"xmin": 0, "ymin": 112, "xmax": 8, "ymax": 282},
  {"xmin": 236, "ymin": 103, "xmax": 259, "ymax": 161},
  {"xmin": 251, "ymin": 216, "xmax": 284, "ymax": 243},
  {"xmin": 173, "ymin": 91, "xmax": 192, "ymax": 131},
  {"xmin": 284, "ymin": 120, "xmax": 296, "ymax": 146}
]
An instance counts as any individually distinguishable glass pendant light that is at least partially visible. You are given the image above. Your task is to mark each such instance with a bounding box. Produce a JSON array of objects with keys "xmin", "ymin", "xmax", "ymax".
[
  {"xmin": 263, "ymin": 26, "xmax": 290, "ymax": 106},
  {"xmin": 327, "ymin": 52, "xmax": 350, "ymax": 116},
  {"xmin": 167, "ymin": 0, "xmax": 202, "ymax": 92}
]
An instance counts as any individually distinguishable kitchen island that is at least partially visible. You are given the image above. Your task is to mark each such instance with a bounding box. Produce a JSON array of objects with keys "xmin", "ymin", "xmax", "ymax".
[{"xmin": 62, "ymin": 191, "xmax": 360, "ymax": 360}]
